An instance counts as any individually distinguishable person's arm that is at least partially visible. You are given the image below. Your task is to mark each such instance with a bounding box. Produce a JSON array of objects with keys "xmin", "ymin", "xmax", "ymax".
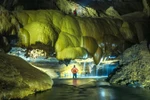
[
  {"xmin": 76, "ymin": 68, "xmax": 78, "ymax": 72},
  {"xmin": 71, "ymin": 68, "xmax": 73, "ymax": 73}
]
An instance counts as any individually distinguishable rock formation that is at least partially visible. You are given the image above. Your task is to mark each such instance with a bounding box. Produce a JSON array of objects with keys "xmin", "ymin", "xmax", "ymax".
[
  {"xmin": 0, "ymin": 6, "xmax": 148, "ymax": 64},
  {"xmin": 0, "ymin": 53, "xmax": 53, "ymax": 99},
  {"xmin": 0, "ymin": 1, "xmax": 149, "ymax": 63},
  {"xmin": 0, "ymin": 0, "xmax": 150, "ymax": 97},
  {"xmin": 142, "ymin": 0, "xmax": 150, "ymax": 17},
  {"xmin": 107, "ymin": 41, "xmax": 150, "ymax": 89}
]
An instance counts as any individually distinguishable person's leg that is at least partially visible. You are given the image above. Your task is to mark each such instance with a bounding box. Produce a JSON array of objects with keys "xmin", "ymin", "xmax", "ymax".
[
  {"xmin": 75, "ymin": 73, "xmax": 77, "ymax": 78},
  {"xmin": 73, "ymin": 74, "xmax": 75, "ymax": 78}
]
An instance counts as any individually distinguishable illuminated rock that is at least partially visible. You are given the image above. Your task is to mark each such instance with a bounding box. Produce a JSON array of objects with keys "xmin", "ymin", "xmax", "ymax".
[
  {"xmin": 11, "ymin": 10, "xmax": 139, "ymax": 63},
  {"xmin": 56, "ymin": 47, "xmax": 88, "ymax": 60},
  {"xmin": 18, "ymin": 21, "xmax": 57, "ymax": 47},
  {"xmin": 18, "ymin": 28, "xmax": 30, "ymax": 46},
  {"xmin": 93, "ymin": 47, "xmax": 103, "ymax": 65},
  {"xmin": 105, "ymin": 6, "xmax": 122, "ymax": 19},
  {"xmin": 0, "ymin": 8, "xmax": 148, "ymax": 64},
  {"xmin": 77, "ymin": 17, "xmax": 104, "ymax": 43},
  {"xmin": 0, "ymin": 53, "xmax": 53, "ymax": 99},
  {"xmin": 61, "ymin": 15, "xmax": 81, "ymax": 36},
  {"xmin": 108, "ymin": 41, "xmax": 150, "ymax": 89},
  {"xmin": 28, "ymin": 49, "xmax": 47, "ymax": 59},
  {"xmin": 51, "ymin": 10, "xmax": 65, "ymax": 31},
  {"xmin": 120, "ymin": 21, "xmax": 137, "ymax": 43},
  {"xmin": 56, "ymin": 0, "xmax": 98, "ymax": 17},
  {"xmin": 82, "ymin": 36, "xmax": 98, "ymax": 56},
  {"xmin": 55, "ymin": 32, "xmax": 81, "ymax": 52}
]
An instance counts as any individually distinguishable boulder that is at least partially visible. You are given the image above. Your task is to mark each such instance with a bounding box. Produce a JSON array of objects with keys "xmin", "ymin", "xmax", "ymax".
[
  {"xmin": 0, "ymin": 53, "xmax": 53, "ymax": 99},
  {"xmin": 108, "ymin": 41, "xmax": 150, "ymax": 89}
]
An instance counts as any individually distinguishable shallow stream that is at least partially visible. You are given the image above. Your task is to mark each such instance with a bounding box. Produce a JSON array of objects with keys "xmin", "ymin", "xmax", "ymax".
[{"xmin": 25, "ymin": 79, "xmax": 150, "ymax": 100}]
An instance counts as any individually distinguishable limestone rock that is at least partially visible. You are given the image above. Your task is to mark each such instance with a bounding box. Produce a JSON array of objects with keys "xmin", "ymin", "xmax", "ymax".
[
  {"xmin": 105, "ymin": 6, "xmax": 122, "ymax": 20},
  {"xmin": 0, "ymin": 53, "xmax": 53, "ymax": 99},
  {"xmin": 0, "ymin": 9, "xmax": 149, "ymax": 64},
  {"xmin": 142, "ymin": 0, "xmax": 150, "ymax": 16},
  {"xmin": 120, "ymin": 21, "xmax": 137, "ymax": 43},
  {"xmin": 82, "ymin": 36, "xmax": 98, "ymax": 56},
  {"xmin": 56, "ymin": 0, "xmax": 98, "ymax": 17},
  {"xmin": 19, "ymin": 21, "xmax": 57, "ymax": 47},
  {"xmin": 0, "ymin": 6, "xmax": 19, "ymax": 35},
  {"xmin": 93, "ymin": 47, "xmax": 103, "ymax": 65},
  {"xmin": 108, "ymin": 41, "xmax": 150, "ymax": 89}
]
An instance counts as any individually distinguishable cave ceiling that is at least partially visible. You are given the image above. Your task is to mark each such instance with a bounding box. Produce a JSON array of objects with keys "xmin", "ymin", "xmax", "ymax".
[{"xmin": 0, "ymin": 0, "xmax": 150, "ymax": 65}]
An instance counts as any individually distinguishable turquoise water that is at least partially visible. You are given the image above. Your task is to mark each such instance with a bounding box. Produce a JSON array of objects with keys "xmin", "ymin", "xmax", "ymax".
[{"xmin": 97, "ymin": 64, "xmax": 117, "ymax": 76}]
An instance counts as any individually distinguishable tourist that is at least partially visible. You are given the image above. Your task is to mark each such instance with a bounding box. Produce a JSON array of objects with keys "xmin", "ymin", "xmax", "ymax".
[
  {"xmin": 71, "ymin": 65, "xmax": 78, "ymax": 78},
  {"xmin": 73, "ymin": 9, "xmax": 77, "ymax": 16}
]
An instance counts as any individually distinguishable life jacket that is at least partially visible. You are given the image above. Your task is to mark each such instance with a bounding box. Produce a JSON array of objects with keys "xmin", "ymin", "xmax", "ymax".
[{"xmin": 71, "ymin": 68, "xmax": 78, "ymax": 74}]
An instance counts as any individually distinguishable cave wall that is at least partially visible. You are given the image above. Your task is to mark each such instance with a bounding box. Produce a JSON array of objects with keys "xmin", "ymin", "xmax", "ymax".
[
  {"xmin": 0, "ymin": 0, "xmax": 146, "ymax": 16},
  {"xmin": 108, "ymin": 41, "xmax": 150, "ymax": 89},
  {"xmin": 0, "ymin": 8, "xmax": 148, "ymax": 64},
  {"xmin": 0, "ymin": 0, "xmax": 150, "ymax": 65}
]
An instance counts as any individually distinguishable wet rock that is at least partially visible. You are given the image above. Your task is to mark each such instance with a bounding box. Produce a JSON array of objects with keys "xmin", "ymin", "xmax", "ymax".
[
  {"xmin": 127, "ymin": 81, "xmax": 143, "ymax": 88},
  {"xmin": 96, "ymin": 81, "xmax": 110, "ymax": 86},
  {"xmin": 0, "ymin": 53, "xmax": 53, "ymax": 99},
  {"xmin": 107, "ymin": 41, "xmax": 150, "ymax": 89},
  {"xmin": 78, "ymin": 81, "xmax": 97, "ymax": 88},
  {"xmin": 56, "ymin": 0, "xmax": 98, "ymax": 17}
]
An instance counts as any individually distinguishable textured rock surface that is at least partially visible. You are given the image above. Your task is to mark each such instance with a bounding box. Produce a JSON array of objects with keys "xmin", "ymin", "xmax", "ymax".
[
  {"xmin": 13, "ymin": 10, "xmax": 127, "ymax": 63},
  {"xmin": 143, "ymin": 0, "xmax": 150, "ymax": 16},
  {"xmin": 56, "ymin": 0, "xmax": 98, "ymax": 17},
  {"xmin": 108, "ymin": 41, "xmax": 150, "ymax": 89},
  {"xmin": 0, "ymin": 6, "xmax": 149, "ymax": 64},
  {"xmin": 0, "ymin": 53, "xmax": 53, "ymax": 99},
  {"xmin": 105, "ymin": 6, "xmax": 122, "ymax": 19}
]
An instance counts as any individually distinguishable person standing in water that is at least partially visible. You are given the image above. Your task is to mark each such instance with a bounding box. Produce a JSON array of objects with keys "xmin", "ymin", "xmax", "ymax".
[{"xmin": 71, "ymin": 65, "xmax": 78, "ymax": 78}]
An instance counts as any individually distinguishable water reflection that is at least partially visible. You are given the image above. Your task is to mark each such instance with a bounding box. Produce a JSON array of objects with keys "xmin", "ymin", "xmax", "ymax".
[
  {"xmin": 26, "ymin": 85, "xmax": 150, "ymax": 100},
  {"xmin": 73, "ymin": 79, "xmax": 78, "ymax": 86},
  {"xmin": 98, "ymin": 88, "xmax": 115, "ymax": 100}
]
